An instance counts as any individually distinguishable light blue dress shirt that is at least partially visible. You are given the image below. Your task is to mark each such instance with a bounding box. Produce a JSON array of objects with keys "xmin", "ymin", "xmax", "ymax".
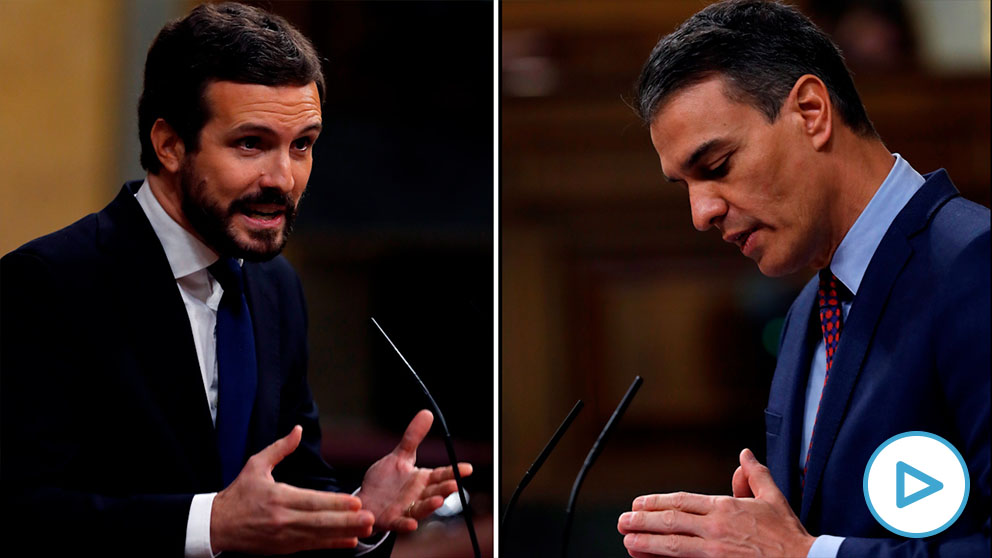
[{"xmin": 801, "ymin": 154, "xmax": 926, "ymax": 558}]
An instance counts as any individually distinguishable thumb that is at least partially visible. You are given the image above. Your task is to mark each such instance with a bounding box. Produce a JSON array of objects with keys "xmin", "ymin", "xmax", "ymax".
[
  {"xmin": 394, "ymin": 409, "xmax": 433, "ymax": 460},
  {"xmin": 732, "ymin": 465, "xmax": 753, "ymax": 498},
  {"xmin": 253, "ymin": 425, "xmax": 303, "ymax": 473},
  {"xmin": 740, "ymin": 448, "xmax": 785, "ymax": 504}
]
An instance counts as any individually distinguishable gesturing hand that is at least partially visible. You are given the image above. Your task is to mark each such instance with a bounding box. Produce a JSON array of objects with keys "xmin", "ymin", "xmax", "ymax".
[
  {"xmin": 210, "ymin": 425, "xmax": 375, "ymax": 555},
  {"xmin": 618, "ymin": 449, "xmax": 814, "ymax": 557},
  {"xmin": 357, "ymin": 409, "xmax": 474, "ymax": 533}
]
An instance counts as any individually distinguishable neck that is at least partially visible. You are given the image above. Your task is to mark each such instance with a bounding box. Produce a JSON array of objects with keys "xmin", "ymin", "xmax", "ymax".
[{"xmin": 819, "ymin": 132, "xmax": 894, "ymax": 268}]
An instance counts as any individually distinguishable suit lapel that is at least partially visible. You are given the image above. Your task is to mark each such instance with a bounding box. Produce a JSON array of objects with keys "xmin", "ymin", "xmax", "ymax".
[
  {"xmin": 97, "ymin": 182, "xmax": 221, "ymax": 485},
  {"xmin": 767, "ymin": 278, "xmax": 818, "ymax": 511},
  {"xmin": 799, "ymin": 170, "xmax": 960, "ymax": 521}
]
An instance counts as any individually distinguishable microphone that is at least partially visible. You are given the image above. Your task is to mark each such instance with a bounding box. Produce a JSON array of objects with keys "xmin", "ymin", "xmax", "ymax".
[
  {"xmin": 561, "ymin": 376, "xmax": 643, "ymax": 558},
  {"xmin": 370, "ymin": 317, "xmax": 481, "ymax": 558},
  {"xmin": 501, "ymin": 399, "xmax": 584, "ymax": 541}
]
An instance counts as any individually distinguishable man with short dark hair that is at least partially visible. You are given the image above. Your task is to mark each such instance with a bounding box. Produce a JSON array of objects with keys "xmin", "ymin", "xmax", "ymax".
[
  {"xmin": 617, "ymin": 1, "xmax": 989, "ymax": 556},
  {"xmin": 0, "ymin": 3, "xmax": 469, "ymax": 557}
]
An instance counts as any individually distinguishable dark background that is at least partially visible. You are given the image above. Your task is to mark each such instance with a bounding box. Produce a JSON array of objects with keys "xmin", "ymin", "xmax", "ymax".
[{"xmin": 262, "ymin": 2, "xmax": 494, "ymax": 556}]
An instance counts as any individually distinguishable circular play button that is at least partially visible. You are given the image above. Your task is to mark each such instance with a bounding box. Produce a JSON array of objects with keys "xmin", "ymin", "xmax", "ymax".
[{"xmin": 863, "ymin": 431, "xmax": 970, "ymax": 538}]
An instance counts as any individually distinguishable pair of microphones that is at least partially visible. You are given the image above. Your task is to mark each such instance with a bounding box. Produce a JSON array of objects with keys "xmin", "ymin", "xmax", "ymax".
[
  {"xmin": 373, "ymin": 317, "xmax": 642, "ymax": 558},
  {"xmin": 501, "ymin": 377, "xmax": 643, "ymax": 558}
]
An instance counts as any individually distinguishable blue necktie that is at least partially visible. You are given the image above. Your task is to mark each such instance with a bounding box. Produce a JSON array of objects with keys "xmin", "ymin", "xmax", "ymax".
[{"xmin": 209, "ymin": 257, "xmax": 258, "ymax": 487}]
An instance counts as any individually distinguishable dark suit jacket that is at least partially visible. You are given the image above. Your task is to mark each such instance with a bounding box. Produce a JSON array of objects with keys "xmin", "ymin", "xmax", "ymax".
[
  {"xmin": 1, "ymin": 182, "xmax": 387, "ymax": 557},
  {"xmin": 765, "ymin": 170, "xmax": 990, "ymax": 556}
]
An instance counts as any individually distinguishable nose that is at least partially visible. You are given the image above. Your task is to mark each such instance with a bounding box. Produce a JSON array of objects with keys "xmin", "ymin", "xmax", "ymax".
[
  {"xmin": 259, "ymin": 151, "xmax": 294, "ymax": 193},
  {"xmin": 688, "ymin": 184, "xmax": 728, "ymax": 231}
]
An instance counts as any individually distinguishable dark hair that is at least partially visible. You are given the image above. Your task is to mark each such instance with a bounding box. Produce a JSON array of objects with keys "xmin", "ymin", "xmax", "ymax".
[
  {"xmin": 138, "ymin": 2, "xmax": 325, "ymax": 173},
  {"xmin": 636, "ymin": 0, "xmax": 876, "ymax": 137}
]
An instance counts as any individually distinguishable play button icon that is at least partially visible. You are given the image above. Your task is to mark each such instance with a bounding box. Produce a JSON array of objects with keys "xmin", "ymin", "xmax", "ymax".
[
  {"xmin": 864, "ymin": 431, "xmax": 969, "ymax": 537},
  {"xmin": 896, "ymin": 461, "xmax": 943, "ymax": 508}
]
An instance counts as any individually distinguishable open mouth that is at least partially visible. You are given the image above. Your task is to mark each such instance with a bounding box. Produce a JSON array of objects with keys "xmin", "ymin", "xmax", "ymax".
[
  {"xmin": 243, "ymin": 209, "xmax": 283, "ymax": 220},
  {"xmin": 731, "ymin": 227, "xmax": 756, "ymax": 247}
]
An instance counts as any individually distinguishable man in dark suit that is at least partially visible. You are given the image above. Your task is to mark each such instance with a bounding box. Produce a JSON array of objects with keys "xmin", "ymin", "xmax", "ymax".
[
  {"xmin": 0, "ymin": 3, "xmax": 469, "ymax": 557},
  {"xmin": 617, "ymin": 1, "xmax": 989, "ymax": 556}
]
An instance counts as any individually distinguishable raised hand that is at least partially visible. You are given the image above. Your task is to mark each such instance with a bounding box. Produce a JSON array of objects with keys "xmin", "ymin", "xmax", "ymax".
[
  {"xmin": 357, "ymin": 409, "xmax": 474, "ymax": 533},
  {"xmin": 618, "ymin": 449, "xmax": 814, "ymax": 557},
  {"xmin": 210, "ymin": 425, "xmax": 375, "ymax": 555}
]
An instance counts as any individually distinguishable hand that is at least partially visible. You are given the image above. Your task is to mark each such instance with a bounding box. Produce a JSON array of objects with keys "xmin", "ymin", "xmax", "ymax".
[
  {"xmin": 618, "ymin": 449, "xmax": 814, "ymax": 557},
  {"xmin": 356, "ymin": 409, "xmax": 474, "ymax": 533},
  {"xmin": 210, "ymin": 425, "xmax": 375, "ymax": 555}
]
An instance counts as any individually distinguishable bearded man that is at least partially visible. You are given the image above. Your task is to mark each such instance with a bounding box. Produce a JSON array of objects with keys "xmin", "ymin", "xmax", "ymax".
[{"xmin": 0, "ymin": 3, "xmax": 469, "ymax": 557}]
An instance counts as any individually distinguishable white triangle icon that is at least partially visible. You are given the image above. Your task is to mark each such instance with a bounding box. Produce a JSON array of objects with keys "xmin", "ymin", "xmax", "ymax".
[{"xmin": 904, "ymin": 473, "xmax": 928, "ymax": 498}]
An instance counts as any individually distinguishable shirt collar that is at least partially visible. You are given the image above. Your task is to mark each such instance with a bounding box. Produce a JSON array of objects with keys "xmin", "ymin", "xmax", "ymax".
[
  {"xmin": 134, "ymin": 178, "xmax": 219, "ymax": 280},
  {"xmin": 829, "ymin": 153, "xmax": 925, "ymax": 296}
]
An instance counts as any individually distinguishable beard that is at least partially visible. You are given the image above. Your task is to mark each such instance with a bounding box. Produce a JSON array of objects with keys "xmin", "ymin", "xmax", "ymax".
[{"xmin": 179, "ymin": 159, "xmax": 298, "ymax": 262}]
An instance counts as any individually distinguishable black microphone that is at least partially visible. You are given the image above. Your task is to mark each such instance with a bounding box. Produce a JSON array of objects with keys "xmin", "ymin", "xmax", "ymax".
[
  {"xmin": 501, "ymin": 399, "xmax": 584, "ymax": 541},
  {"xmin": 370, "ymin": 317, "xmax": 481, "ymax": 558},
  {"xmin": 561, "ymin": 376, "xmax": 643, "ymax": 558}
]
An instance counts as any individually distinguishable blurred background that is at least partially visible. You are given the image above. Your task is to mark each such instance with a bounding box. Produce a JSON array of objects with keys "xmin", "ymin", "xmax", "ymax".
[
  {"xmin": 0, "ymin": 1, "xmax": 493, "ymax": 556},
  {"xmin": 500, "ymin": 0, "xmax": 989, "ymax": 556}
]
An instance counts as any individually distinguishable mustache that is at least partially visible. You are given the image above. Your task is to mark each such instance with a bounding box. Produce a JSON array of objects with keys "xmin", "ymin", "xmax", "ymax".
[{"xmin": 228, "ymin": 189, "xmax": 296, "ymax": 216}]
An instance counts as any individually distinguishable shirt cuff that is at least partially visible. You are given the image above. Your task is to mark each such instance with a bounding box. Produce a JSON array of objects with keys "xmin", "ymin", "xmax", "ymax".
[
  {"xmin": 807, "ymin": 535, "xmax": 845, "ymax": 558},
  {"xmin": 185, "ymin": 492, "xmax": 218, "ymax": 558},
  {"xmin": 356, "ymin": 532, "xmax": 389, "ymax": 556},
  {"xmin": 351, "ymin": 487, "xmax": 390, "ymax": 555}
]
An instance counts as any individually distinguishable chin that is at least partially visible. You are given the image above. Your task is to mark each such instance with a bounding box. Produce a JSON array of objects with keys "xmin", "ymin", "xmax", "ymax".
[
  {"xmin": 227, "ymin": 228, "xmax": 288, "ymax": 262},
  {"xmin": 755, "ymin": 256, "xmax": 798, "ymax": 278}
]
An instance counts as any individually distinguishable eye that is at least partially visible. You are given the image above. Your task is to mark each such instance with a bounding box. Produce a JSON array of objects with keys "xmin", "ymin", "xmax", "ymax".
[
  {"xmin": 703, "ymin": 155, "xmax": 731, "ymax": 180},
  {"xmin": 237, "ymin": 136, "xmax": 261, "ymax": 150},
  {"xmin": 292, "ymin": 137, "xmax": 313, "ymax": 151}
]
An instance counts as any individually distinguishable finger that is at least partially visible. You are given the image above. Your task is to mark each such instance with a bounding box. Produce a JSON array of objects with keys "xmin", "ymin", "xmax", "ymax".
[
  {"xmin": 320, "ymin": 537, "xmax": 360, "ymax": 550},
  {"xmin": 740, "ymin": 448, "xmax": 786, "ymax": 505},
  {"xmin": 394, "ymin": 409, "xmax": 433, "ymax": 459},
  {"xmin": 388, "ymin": 516, "xmax": 420, "ymax": 533},
  {"xmin": 421, "ymin": 479, "xmax": 459, "ymax": 500},
  {"xmin": 623, "ymin": 533, "xmax": 709, "ymax": 557},
  {"xmin": 410, "ymin": 494, "xmax": 445, "ymax": 519},
  {"xmin": 278, "ymin": 484, "xmax": 363, "ymax": 512},
  {"xmin": 251, "ymin": 425, "xmax": 302, "ymax": 472},
  {"xmin": 427, "ymin": 462, "xmax": 473, "ymax": 483},
  {"xmin": 632, "ymin": 492, "xmax": 715, "ymax": 514},
  {"xmin": 731, "ymin": 465, "xmax": 752, "ymax": 498},
  {"xmin": 618, "ymin": 511, "xmax": 707, "ymax": 537},
  {"xmin": 285, "ymin": 509, "xmax": 375, "ymax": 542}
]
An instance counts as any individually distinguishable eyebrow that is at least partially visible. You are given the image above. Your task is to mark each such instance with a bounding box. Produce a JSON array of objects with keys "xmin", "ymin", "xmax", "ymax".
[
  {"xmin": 662, "ymin": 138, "xmax": 731, "ymax": 183},
  {"xmin": 230, "ymin": 122, "xmax": 323, "ymax": 136}
]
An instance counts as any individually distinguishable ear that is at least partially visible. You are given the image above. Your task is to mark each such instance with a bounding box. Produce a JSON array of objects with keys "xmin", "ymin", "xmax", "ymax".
[
  {"xmin": 149, "ymin": 118, "xmax": 186, "ymax": 174},
  {"xmin": 787, "ymin": 74, "xmax": 832, "ymax": 151}
]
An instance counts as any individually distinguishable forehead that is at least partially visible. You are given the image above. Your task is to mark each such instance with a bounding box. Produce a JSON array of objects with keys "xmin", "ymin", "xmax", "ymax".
[
  {"xmin": 648, "ymin": 77, "xmax": 765, "ymax": 166},
  {"xmin": 203, "ymin": 81, "xmax": 322, "ymax": 130}
]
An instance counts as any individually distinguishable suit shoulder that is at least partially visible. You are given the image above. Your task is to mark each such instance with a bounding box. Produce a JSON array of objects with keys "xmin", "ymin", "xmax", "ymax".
[
  {"xmin": 924, "ymin": 196, "xmax": 990, "ymax": 272},
  {"xmin": 2, "ymin": 213, "xmax": 103, "ymax": 272}
]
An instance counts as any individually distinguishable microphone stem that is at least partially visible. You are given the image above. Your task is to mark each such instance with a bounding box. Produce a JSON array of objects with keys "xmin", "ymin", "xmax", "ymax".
[
  {"xmin": 501, "ymin": 400, "xmax": 584, "ymax": 542},
  {"xmin": 561, "ymin": 376, "xmax": 643, "ymax": 558},
  {"xmin": 371, "ymin": 318, "xmax": 481, "ymax": 558}
]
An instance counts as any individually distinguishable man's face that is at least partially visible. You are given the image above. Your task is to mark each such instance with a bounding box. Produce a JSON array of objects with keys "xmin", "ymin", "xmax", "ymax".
[
  {"xmin": 649, "ymin": 77, "xmax": 831, "ymax": 277},
  {"xmin": 179, "ymin": 81, "xmax": 322, "ymax": 261}
]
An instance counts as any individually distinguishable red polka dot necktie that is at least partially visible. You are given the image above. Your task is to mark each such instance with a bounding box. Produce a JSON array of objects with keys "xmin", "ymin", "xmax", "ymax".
[{"xmin": 802, "ymin": 269, "xmax": 849, "ymax": 484}]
